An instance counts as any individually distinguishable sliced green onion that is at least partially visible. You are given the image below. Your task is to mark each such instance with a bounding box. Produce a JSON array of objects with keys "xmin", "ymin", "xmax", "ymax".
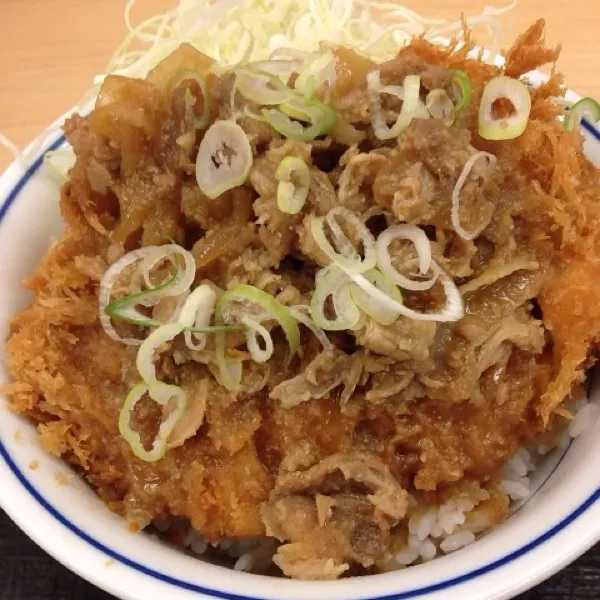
[
  {"xmin": 310, "ymin": 266, "xmax": 361, "ymax": 331},
  {"xmin": 214, "ymin": 288, "xmax": 243, "ymax": 392},
  {"xmin": 326, "ymin": 207, "xmax": 375, "ymax": 264},
  {"xmin": 139, "ymin": 244, "xmax": 196, "ymax": 297},
  {"xmin": 101, "ymin": 245, "xmax": 196, "ymax": 336},
  {"xmin": 167, "ymin": 69, "xmax": 206, "ymax": 96},
  {"xmin": 187, "ymin": 324, "xmax": 245, "ymax": 333},
  {"xmin": 219, "ymin": 284, "xmax": 300, "ymax": 359},
  {"xmin": 119, "ymin": 381, "xmax": 187, "ymax": 463},
  {"xmin": 213, "ymin": 283, "xmax": 301, "ymax": 389},
  {"xmin": 178, "ymin": 284, "xmax": 217, "ymax": 351},
  {"xmin": 277, "ymin": 98, "xmax": 314, "ymax": 121},
  {"xmin": 289, "ymin": 305, "xmax": 332, "ymax": 351},
  {"xmin": 269, "ymin": 47, "xmax": 315, "ymax": 61},
  {"xmin": 255, "ymin": 96, "xmax": 337, "ymax": 142},
  {"xmin": 279, "ymin": 96, "xmax": 338, "ymax": 132},
  {"xmin": 99, "ymin": 244, "xmax": 190, "ymax": 330},
  {"xmin": 348, "ymin": 263, "xmax": 464, "ymax": 323},
  {"xmin": 452, "ymin": 152, "xmax": 497, "ymax": 240},
  {"xmin": 275, "ymin": 156, "xmax": 310, "ymax": 214},
  {"xmin": 214, "ymin": 327, "xmax": 243, "ymax": 392},
  {"xmin": 247, "ymin": 59, "xmax": 304, "ymax": 78},
  {"xmin": 479, "ymin": 76, "xmax": 531, "ymax": 141},
  {"xmin": 415, "ymin": 100, "xmax": 432, "ymax": 120},
  {"xmin": 366, "ymin": 71, "xmax": 421, "ymax": 140},
  {"xmin": 295, "ymin": 51, "xmax": 336, "ymax": 96},
  {"xmin": 350, "ymin": 268, "xmax": 403, "ymax": 326},
  {"xmin": 104, "ymin": 270, "xmax": 178, "ymax": 329},
  {"xmin": 365, "ymin": 77, "xmax": 428, "ymax": 121},
  {"xmin": 448, "ymin": 70, "xmax": 472, "ymax": 112},
  {"xmin": 137, "ymin": 323, "xmax": 184, "ymax": 384},
  {"xmin": 168, "ymin": 69, "xmax": 211, "ymax": 129},
  {"xmin": 106, "ymin": 287, "xmax": 239, "ymax": 335},
  {"xmin": 564, "ymin": 97, "xmax": 600, "ymax": 131},
  {"xmin": 426, "ymin": 89, "xmax": 456, "ymax": 126},
  {"xmin": 241, "ymin": 316, "xmax": 274, "ymax": 363},
  {"xmin": 375, "ymin": 225, "xmax": 438, "ymax": 290},
  {"xmin": 349, "ymin": 308, "xmax": 368, "ymax": 332},
  {"xmin": 99, "ymin": 248, "xmax": 164, "ymax": 344},
  {"xmin": 259, "ymin": 108, "xmax": 309, "ymax": 141},
  {"xmin": 134, "ymin": 288, "xmax": 241, "ymax": 373},
  {"xmin": 310, "ymin": 207, "xmax": 377, "ymax": 274},
  {"xmin": 178, "ymin": 284, "xmax": 217, "ymax": 328},
  {"xmin": 196, "ymin": 120, "xmax": 253, "ymax": 199},
  {"xmin": 104, "ymin": 301, "xmax": 157, "ymax": 328},
  {"xmin": 235, "ymin": 67, "xmax": 294, "ymax": 105}
]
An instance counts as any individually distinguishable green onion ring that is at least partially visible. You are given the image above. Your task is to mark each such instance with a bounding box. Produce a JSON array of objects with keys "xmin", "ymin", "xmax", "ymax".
[
  {"xmin": 448, "ymin": 69, "xmax": 472, "ymax": 112},
  {"xmin": 168, "ymin": 69, "xmax": 211, "ymax": 129},
  {"xmin": 564, "ymin": 97, "xmax": 600, "ymax": 131},
  {"xmin": 119, "ymin": 381, "xmax": 187, "ymax": 463}
]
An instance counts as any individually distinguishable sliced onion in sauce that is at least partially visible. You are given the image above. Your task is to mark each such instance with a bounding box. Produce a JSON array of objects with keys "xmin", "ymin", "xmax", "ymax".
[
  {"xmin": 452, "ymin": 152, "xmax": 497, "ymax": 240},
  {"xmin": 196, "ymin": 120, "xmax": 253, "ymax": 199},
  {"xmin": 376, "ymin": 225, "xmax": 438, "ymax": 291}
]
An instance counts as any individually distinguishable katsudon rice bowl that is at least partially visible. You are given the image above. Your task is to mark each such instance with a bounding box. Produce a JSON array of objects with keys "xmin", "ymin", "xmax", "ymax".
[{"xmin": 1, "ymin": 0, "xmax": 600, "ymax": 598}]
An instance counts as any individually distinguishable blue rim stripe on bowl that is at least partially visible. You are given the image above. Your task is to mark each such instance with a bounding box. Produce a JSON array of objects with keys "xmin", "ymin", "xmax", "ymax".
[
  {"xmin": 582, "ymin": 119, "xmax": 600, "ymax": 141},
  {"xmin": 0, "ymin": 136, "xmax": 65, "ymax": 221},
  {"xmin": 0, "ymin": 134, "xmax": 599, "ymax": 600}
]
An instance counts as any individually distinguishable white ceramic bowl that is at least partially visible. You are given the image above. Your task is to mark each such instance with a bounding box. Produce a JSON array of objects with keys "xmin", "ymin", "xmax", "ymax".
[{"xmin": 1, "ymin": 73, "xmax": 600, "ymax": 600}]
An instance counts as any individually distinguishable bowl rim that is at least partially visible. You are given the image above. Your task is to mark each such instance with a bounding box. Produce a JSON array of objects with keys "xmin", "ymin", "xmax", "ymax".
[{"xmin": 1, "ymin": 83, "xmax": 600, "ymax": 600}]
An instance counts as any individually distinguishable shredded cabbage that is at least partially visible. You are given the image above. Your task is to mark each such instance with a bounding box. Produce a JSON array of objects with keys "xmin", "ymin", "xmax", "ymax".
[
  {"xmin": 43, "ymin": 146, "xmax": 76, "ymax": 182},
  {"xmin": 108, "ymin": 0, "xmax": 516, "ymax": 78}
]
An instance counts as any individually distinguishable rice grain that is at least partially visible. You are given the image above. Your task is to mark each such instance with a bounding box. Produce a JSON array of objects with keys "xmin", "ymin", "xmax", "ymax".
[{"xmin": 440, "ymin": 531, "xmax": 476, "ymax": 553}]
